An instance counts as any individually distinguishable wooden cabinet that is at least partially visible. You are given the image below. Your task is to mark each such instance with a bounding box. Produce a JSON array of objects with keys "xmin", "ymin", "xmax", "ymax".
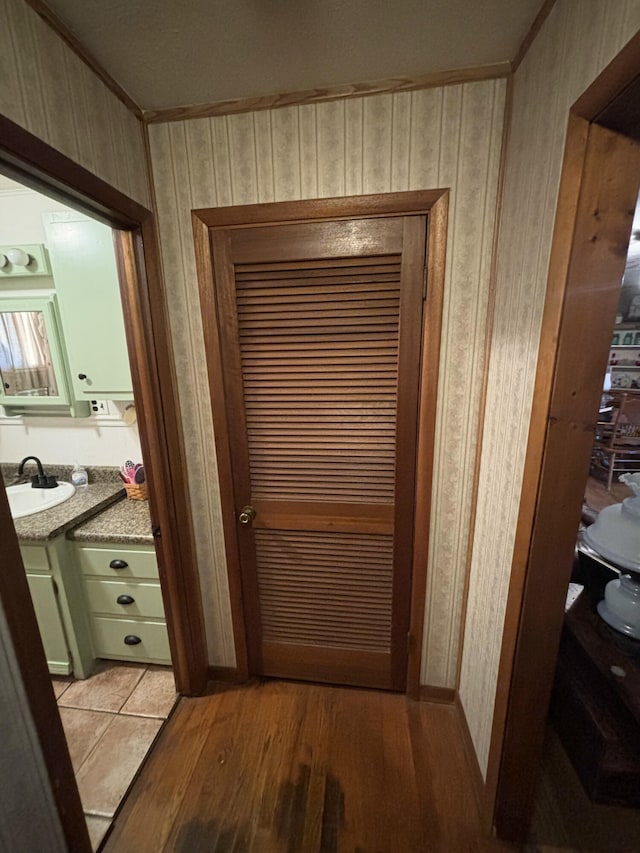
[
  {"xmin": 74, "ymin": 542, "xmax": 170, "ymax": 664},
  {"xmin": 551, "ymin": 594, "xmax": 640, "ymax": 807},
  {"xmin": 21, "ymin": 540, "xmax": 94, "ymax": 678},
  {"xmin": 25, "ymin": 573, "xmax": 70, "ymax": 674},
  {"xmin": 43, "ymin": 212, "xmax": 133, "ymax": 401}
]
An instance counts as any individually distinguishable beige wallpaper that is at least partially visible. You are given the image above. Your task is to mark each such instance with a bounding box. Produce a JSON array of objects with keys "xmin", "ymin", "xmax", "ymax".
[
  {"xmin": 148, "ymin": 79, "xmax": 507, "ymax": 673},
  {"xmin": 459, "ymin": 0, "xmax": 640, "ymax": 777},
  {"xmin": 0, "ymin": 0, "xmax": 149, "ymax": 208}
]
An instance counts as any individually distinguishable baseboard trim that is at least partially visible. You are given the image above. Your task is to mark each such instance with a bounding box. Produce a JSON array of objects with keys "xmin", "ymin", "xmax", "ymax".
[
  {"xmin": 206, "ymin": 665, "xmax": 243, "ymax": 683},
  {"xmin": 418, "ymin": 685, "xmax": 456, "ymax": 704},
  {"xmin": 453, "ymin": 692, "xmax": 487, "ymax": 820}
]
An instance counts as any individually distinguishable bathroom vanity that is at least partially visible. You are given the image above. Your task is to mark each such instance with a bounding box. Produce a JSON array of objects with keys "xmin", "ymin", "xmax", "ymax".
[
  {"xmin": 21, "ymin": 537, "xmax": 94, "ymax": 677},
  {"xmin": 10, "ymin": 472, "xmax": 170, "ymax": 678}
]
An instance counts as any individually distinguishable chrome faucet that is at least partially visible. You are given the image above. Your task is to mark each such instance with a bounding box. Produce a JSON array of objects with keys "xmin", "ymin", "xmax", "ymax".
[{"xmin": 17, "ymin": 456, "xmax": 58, "ymax": 489}]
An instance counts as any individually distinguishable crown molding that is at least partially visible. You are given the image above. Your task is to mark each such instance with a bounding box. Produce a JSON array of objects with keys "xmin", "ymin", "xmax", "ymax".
[
  {"xmin": 511, "ymin": 0, "xmax": 558, "ymax": 74},
  {"xmin": 143, "ymin": 62, "xmax": 511, "ymax": 125},
  {"xmin": 24, "ymin": 0, "xmax": 144, "ymax": 120},
  {"xmin": 0, "ymin": 187, "xmax": 34, "ymax": 197}
]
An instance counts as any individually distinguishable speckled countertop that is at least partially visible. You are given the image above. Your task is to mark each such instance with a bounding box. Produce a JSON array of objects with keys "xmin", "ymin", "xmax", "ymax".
[
  {"xmin": 5, "ymin": 463, "xmax": 153, "ymax": 545},
  {"xmin": 12, "ymin": 483, "xmax": 125, "ymax": 543},
  {"xmin": 68, "ymin": 497, "xmax": 154, "ymax": 545}
]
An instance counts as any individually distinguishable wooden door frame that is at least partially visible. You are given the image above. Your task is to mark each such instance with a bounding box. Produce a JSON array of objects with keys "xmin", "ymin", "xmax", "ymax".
[
  {"xmin": 192, "ymin": 190, "xmax": 448, "ymax": 695},
  {"xmin": 0, "ymin": 114, "xmax": 208, "ymax": 851},
  {"xmin": 485, "ymin": 34, "xmax": 640, "ymax": 842}
]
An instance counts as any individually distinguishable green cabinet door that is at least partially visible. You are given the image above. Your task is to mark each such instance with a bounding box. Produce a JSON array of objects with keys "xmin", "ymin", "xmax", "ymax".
[
  {"xmin": 43, "ymin": 212, "xmax": 133, "ymax": 400},
  {"xmin": 25, "ymin": 573, "xmax": 72, "ymax": 675}
]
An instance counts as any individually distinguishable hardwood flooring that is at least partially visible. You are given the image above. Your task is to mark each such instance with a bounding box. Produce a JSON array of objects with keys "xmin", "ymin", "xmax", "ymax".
[
  {"xmin": 584, "ymin": 473, "xmax": 630, "ymax": 514},
  {"xmin": 103, "ymin": 679, "xmax": 514, "ymax": 853}
]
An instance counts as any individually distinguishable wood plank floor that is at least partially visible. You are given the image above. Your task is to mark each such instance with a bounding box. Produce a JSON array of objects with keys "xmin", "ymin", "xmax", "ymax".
[
  {"xmin": 103, "ymin": 679, "xmax": 514, "ymax": 853},
  {"xmin": 584, "ymin": 473, "xmax": 630, "ymax": 514}
]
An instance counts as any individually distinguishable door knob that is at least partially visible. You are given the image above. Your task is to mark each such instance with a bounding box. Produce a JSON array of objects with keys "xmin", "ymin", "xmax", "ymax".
[{"xmin": 238, "ymin": 505, "xmax": 256, "ymax": 525}]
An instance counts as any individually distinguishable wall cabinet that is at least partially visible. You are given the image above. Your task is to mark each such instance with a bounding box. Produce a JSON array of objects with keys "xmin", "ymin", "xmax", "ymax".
[
  {"xmin": 0, "ymin": 295, "xmax": 90, "ymax": 417},
  {"xmin": 20, "ymin": 540, "xmax": 94, "ymax": 678},
  {"xmin": 43, "ymin": 212, "xmax": 133, "ymax": 401},
  {"xmin": 74, "ymin": 542, "xmax": 171, "ymax": 665}
]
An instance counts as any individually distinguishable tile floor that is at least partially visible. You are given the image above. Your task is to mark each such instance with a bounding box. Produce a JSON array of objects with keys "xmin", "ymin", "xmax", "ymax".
[{"xmin": 52, "ymin": 661, "xmax": 177, "ymax": 851}]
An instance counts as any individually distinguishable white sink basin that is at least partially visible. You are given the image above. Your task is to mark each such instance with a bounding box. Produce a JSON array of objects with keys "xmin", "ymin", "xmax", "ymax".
[{"xmin": 7, "ymin": 481, "xmax": 76, "ymax": 519}]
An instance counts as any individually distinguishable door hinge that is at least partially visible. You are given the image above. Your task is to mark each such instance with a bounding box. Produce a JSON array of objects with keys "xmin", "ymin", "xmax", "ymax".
[
  {"xmin": 152, "ymin": 524, "xmax": 161, "ymax": 539},
  {"xmin": 407, "ymin": 631, "xmax": 413, "ymax": 654},
  {"xmin": 52, "ymin": 579, "xmax": 59, "ymax": 596},
  {"xmin": 422, "ymin": 241, "xmax": 428, "ymax": 301}
]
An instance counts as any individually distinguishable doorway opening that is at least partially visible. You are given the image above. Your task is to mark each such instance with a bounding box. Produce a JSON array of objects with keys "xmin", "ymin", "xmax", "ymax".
[
  {"xmin": 488, "ymin": 42, "xmax": 640, "ymax": 847},
  {"xmin": 0, "ymin": 170, "xmax": 179, "ymax": 848},
  {"xmin": 527, "ymin": 188, "xmax": 640, "ymax": 850},
  {"xmin": 0, "ymin": 114, "xmax": 207, "ymax": 853}
]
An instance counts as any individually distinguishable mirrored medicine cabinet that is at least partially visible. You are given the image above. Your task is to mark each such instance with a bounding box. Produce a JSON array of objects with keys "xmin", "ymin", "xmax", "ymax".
[{"xmin": 0, "ymin": 296, "xmax": 90, "ymax": 417}]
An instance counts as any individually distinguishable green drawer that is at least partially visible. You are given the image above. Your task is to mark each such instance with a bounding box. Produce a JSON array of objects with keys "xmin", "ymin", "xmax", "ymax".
[
  {"xmin": 75, "ymin": 544, "xmax": 158, "ymax": 579},
  {"xmin": 84, "ymin": 578, "xmax": 165, "ymax": 619},
  {"xmin": 90, "ymin": 616, "xmax": 170, "ymax": 664},
  {"xmin": 20, "ymin": 545, "xmax": 51, "ymax": 572}
]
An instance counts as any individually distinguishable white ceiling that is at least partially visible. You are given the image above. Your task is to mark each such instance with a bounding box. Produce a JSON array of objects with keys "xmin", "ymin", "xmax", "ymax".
[{"xmin": 42, "ymin": 0, "xmax": 543, "ymax": 112}]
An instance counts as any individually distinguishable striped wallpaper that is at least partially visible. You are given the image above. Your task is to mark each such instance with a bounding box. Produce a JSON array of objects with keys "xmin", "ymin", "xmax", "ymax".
[
  {"xmin": 1, "ymin": 0, "xmax": 638, "ymax": 798},
  {"xmin": 0, "ymin": 0, "xmax": 149, "ymax": 208},
  {"xmin": 148, "ymin": 79, "xmax": 507, "ymax": 674},
  {"xmin": 460, "ymin": 0, "xmax": 640, "ymax": 777}
]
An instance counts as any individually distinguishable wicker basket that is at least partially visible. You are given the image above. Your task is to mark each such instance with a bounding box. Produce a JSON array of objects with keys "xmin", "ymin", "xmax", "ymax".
[{"xmin": 124, "ymin": 481, "xmax": 148, "ymax": 501}]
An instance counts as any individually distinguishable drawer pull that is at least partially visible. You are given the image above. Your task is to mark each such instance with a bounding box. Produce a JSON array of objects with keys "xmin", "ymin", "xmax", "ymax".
[
  {"xmin": 124, "ymin": 635, "xmax": 142, "ymax": 645},
  {"xmin": 109, "ymin": 559, "xmax": 129, "ymax": 570},
  {"xmin": 116, "ymin": 594, "xmax": 135, "ymax": 606}
]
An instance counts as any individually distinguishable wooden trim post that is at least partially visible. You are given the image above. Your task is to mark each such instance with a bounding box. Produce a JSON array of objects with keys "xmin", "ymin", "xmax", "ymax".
[{"xmin": 488, "ymin": 121, "xmax": 640, "ymax": 842}]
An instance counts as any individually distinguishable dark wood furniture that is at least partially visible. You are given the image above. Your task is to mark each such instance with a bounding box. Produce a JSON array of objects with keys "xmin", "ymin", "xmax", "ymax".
[{"xmin": 550, "ymin": 581, "xmax": 640, "ymax": 808}]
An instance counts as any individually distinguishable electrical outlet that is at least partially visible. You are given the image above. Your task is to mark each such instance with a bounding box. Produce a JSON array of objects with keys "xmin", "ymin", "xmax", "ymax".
[{"xmin": 90, "ymin": 400, "xmax": 109, "ymax": 414}]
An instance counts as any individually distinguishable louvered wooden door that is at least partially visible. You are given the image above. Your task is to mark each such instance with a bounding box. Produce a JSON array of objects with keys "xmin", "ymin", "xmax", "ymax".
[{"xmin": 211, "ymin": 215, "xmax": 426, "ymax": 690}]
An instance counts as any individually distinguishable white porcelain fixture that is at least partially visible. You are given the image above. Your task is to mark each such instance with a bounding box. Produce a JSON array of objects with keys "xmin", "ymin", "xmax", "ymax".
[
  {"xmin": 597, "ymin": 574, "xmax": 640, "ymax": 639},
  {"xmin": 6, "ymin": 481, "xmax": 75, "ymax": 519},
  {"xmin": 584, "ymin": 473, "xmax": 640, "ymax": 571},
  {"xmin": 585, "ymin": 472, "xmax": 640, "ymax": 637}
]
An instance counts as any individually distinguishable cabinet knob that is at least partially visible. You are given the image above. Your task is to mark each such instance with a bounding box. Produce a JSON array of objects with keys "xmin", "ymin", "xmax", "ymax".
[
  {"xmin": 109, "ymin": 559, "xmax": 129, "ymax": 570},
  {"xmin": 123, "ymin": 635, "xmax": 142, "ymax": 645},
  {"xmin": 116, "ymin": 594, "xmax": 135, "ymax": 605},
  {"xmin": 78, "ymin": 373, "xmax": 87, "ymax": 380}
]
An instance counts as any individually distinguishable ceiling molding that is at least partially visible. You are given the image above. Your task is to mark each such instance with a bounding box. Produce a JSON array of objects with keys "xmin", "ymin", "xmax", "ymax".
[
  {"xmin": 143, "ymin": 62, "xmax": 511, "ymax": 125},
  {"xmin": 0, "ymin": 187, "xmax": 33, "ymax": 197},
  {"xmin": 24, "ymin": 0, "xmax": 144, "ymax": 120},
  {"xmin": 511, "ymin": 0, "xmax": 559, "ymax": 74}
]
